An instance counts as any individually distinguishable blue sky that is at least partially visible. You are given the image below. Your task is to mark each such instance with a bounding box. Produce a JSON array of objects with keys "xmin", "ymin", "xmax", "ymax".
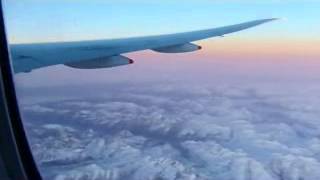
[
  {"xmin": 4, "ymin": 0, "xmax": 320, "ymax": 43},
  {"xmin": 6, "ymin": 0, "xmax": 320, "ymax": 88}
]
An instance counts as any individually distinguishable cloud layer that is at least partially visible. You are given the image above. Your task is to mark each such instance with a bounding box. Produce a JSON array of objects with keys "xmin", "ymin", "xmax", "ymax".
[{"xmin": 20, "ymin": 83, "xmax": 320, "ymax": 180}]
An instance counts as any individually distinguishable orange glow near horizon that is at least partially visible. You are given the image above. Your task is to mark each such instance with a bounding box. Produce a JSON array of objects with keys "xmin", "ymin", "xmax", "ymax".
[
  {"xmin": 128, "ymin": 36, "xmax": 320, "ymax": 67},
  {"xmin": 198, "ymin": 37, "xmax": 320, "ymax": 61}
]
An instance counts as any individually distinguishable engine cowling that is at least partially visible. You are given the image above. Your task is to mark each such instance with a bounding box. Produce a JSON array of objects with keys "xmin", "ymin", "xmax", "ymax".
[
  {"xmin": 152, "ymin": 43, "xmax": 201, "ymax": 53},
  {"xmin": 65, "ymin": 55, "xmax": 134, "ymax": 69}
]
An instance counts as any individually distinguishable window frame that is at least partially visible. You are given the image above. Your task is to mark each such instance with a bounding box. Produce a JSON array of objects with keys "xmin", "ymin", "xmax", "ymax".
[{"xmin": 0, "ymin": 2, "xmax": 42, "ymax": 180}]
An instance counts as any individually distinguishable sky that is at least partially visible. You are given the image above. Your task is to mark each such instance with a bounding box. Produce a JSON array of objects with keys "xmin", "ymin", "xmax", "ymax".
[
  {"xmin": 4, "ymin": 0, "xmax": 320, "ymax": 43},
  {"xmin": 3, "ymin": 0, "xmax": 320, "ymax": 88}
]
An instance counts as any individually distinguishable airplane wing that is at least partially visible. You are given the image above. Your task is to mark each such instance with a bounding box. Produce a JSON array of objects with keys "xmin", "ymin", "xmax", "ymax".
[{"xmin": 9, "ymin": 18, "xmax": 278, "ymax": 73}]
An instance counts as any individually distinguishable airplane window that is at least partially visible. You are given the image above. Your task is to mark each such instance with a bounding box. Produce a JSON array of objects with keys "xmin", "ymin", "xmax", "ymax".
[{"xmin": 3, "ymin": 0, "xmax": 320, "ymax": 180}]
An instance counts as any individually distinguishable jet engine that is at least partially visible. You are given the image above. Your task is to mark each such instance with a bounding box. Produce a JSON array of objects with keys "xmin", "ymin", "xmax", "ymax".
[{"xmin": 65, "ymin": 55, "xmax": 134, "ymax": 69}]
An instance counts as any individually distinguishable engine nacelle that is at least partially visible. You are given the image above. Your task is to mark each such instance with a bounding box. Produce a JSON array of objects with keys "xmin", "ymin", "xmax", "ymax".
[
  {"xmin": 152, "ymin": 43, "xmax": 201, "ymax": 53},
  {"xmin": 65, "ymin": 55, "xmax": 134, "ymax": 69}
]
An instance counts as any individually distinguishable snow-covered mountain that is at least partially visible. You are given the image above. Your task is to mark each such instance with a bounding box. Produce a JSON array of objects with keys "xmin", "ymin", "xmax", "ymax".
[{"xmin": 20, "ymin": 83, "xmax": 320, "ymax": 180}]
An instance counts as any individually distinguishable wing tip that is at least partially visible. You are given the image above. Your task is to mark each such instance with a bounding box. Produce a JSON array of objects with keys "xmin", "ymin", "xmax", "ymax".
[
  {"xmin": 252, "ymin": 17, "xmax": 283, "ymax": 26},
  {"xmin": 264, "ymin": 17, "xmax": 286, "ymax": 22}
]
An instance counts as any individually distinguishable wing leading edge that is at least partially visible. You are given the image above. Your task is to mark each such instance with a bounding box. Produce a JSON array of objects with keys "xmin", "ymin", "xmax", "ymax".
[{"xmin": 10, "ymin": 18, "xmax": 279, "ymax": 73}]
